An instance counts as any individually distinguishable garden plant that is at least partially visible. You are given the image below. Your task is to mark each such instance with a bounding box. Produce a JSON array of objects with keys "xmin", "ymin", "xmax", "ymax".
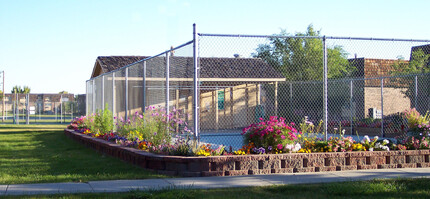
[{"xmin": 67, "ymin": 107, "xmax": 430, "ymax": 157}]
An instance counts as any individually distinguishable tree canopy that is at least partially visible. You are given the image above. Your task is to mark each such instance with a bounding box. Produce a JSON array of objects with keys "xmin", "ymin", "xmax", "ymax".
[
  {"xmin": 390, "ymin": 48, "xmax": 430, "ymax": 110},
  {"xmin": 391, "ymin": 49, "xmax": 430, "ymax": 75},
  {"xmin": 11, "ymin": 86, "xmax": 30, "ymax": 94},
  {"xmin": 253, "ymin": 24, "xmax": 355, "ymax": 81}
]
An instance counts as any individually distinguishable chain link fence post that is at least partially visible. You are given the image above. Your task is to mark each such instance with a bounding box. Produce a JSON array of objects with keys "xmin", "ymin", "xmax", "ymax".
[
  {"xmin": 381, "ymin": 79, "xmax": 384, "ymax": 137},
  {"xmin": 142, "ymin": 61, "xmax": 146, "ymax": 113},
  {"xmin": 92, "ymin": 80, "xmax": 95, "ymax": 115},
  {"xmin": 166, "ymin": 52, "xmax": 170, "ymax": 118},
  {"xmin": 101, "ymin": 75, "xmax": 105, "ymax": 111},
  {"xmin": 350, "ymin": 80, "xmax": 353, "ymax": 135},
  {"xmin": 415, "ymin": 75, "xmax": 418, "ymax": 108},
  {"xmin": 193, "ymin": 23, "xmax": 200, "ymax": 147},
  {"xmin": 112, "ymin": 73, "xmax": 115, "ymax": 120},
  {"xmin": 323, "ymin": 36, "xmax": 328, "ymax": 140},
  {"xmin": 125, "ymin": 67, "xmax": 129, "ymax": 121}
]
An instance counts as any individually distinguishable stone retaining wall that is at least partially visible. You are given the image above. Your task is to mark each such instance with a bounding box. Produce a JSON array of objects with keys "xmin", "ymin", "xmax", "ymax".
[{"xmin": 64, "ymin": 129, "xmax": 430, "ymax": 177}]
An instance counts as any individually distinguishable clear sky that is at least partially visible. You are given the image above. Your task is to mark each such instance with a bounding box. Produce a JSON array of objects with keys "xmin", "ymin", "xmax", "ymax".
[{"xmin": 0, "ymin": 0, "xmax": 429, "ymax": 94}]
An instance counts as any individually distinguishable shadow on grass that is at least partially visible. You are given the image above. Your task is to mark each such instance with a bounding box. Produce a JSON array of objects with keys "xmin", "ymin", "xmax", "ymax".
[
  {"xmin": 0, "ymin": 129, "xmax": 165, "ymax": 184},
  {"xmin": 0, "ymin": 124, "xmax": 67, "ymax": 133}
]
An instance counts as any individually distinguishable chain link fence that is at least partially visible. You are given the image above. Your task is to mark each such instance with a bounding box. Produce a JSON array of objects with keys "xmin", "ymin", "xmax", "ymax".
[
  {"xmin": 86, "ymin": 25, "xmax": 430, "ymax": 150},
  {"xmin": 197, "ymin": 34, "xmax": 430, "ymax": 149},
  {"xmin": 1, "ymin": 93, "xmax": 85, "ymax": 124},
  {"xmin": 87, "ymin": 41, "xmax": 196, "ymax": 134}
]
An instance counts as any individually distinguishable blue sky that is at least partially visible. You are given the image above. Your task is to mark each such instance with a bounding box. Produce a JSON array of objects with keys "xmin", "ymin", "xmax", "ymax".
[{"xmin": 0, "ymin": 0, "xmax": 429, "ymax": 94}]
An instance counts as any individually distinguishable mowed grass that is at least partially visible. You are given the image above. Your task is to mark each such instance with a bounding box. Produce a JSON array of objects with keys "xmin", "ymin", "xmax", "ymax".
[
  {"xmin": 0, "ymin": 124, "xmax": 165, "ymax": 184},
  {"xmin": 3, "ymin": 178, "xmax": 430, "ymax": 199}
]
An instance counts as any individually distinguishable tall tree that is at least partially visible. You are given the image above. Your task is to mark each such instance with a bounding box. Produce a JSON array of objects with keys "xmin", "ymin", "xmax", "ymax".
[
  {"xmin": 252, "ymin": 25, "xmax": 355, "ymax": 123},
  {"xmin": 391, "ymin": 48, "xmax": 430, "ymax": 111},
  {"xmin": 11, "ymin": 85, "xmax": 21, "ymax": 93},
  {"xmin": 11, "ymin": 85, "xmax": 30, "ymax": 94},
  {"xmin": 22, "ymin": 86, "xmax": 30, "ymax": 94},
  {"xmin": 391, "ymin": 49, "xmax": 430, "ymax": 75},
  {"xmin": 253, "ymin": 24, "xmax": 355, "ymax": 81}
]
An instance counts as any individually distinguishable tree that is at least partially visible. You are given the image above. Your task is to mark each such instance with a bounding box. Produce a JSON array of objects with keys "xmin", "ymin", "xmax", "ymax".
[
  {"xmin": 391, "ymin": 49, "xmax": 430, "ymax": 75},
  {"xmin": 253, "ymin": 24, "xmax": 356, "ymax": 81},
  {"xmin": 11, "ymin": 85, "xmax": 31, "ymax": 94},
  {"xmin": 391, "ymin": 49, "xmax": 430, "ymax": 112},
  {"xmin": 59, "ymin": 91, "xmax": 68, "ymax": 94},
  {"xmin": 252, "ymin": 25, "xmax": 356, "ymax": 123}
]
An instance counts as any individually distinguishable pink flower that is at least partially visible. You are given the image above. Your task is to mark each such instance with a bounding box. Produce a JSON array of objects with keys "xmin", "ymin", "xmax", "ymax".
[
  {"xmin": 280, "ymin": 135, "xmax": 286, "ymax": 139},
  {"xmin": 277, "ymin": 144, "xmax": 283, "ymax": 150}
]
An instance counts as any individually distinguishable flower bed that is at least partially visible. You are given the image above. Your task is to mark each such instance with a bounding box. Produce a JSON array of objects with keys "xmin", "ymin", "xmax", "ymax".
[
  {"xmin": 65, "ymin": 107, "xmax": 430, "ymax": 176},
  {"xmin": 64, "ymin": 128, "xmax": 430, "ymax": 177}
]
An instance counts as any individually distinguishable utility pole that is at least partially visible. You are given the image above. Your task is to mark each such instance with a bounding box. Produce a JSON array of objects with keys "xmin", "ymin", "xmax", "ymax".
[
  {"xmin": 0, "ymin": 71, "xmax": 4, "ymax": 122},
  {"xmin": 2, "ymin": 71, "xmax": 4, "ymax": 122},
  {"xmin": 60, "ymin": 94, "xmax": 63, "ymax": 123},
  {"xmin": 15, "ymin": 91, "xmax": 19, "ymax": 124}
]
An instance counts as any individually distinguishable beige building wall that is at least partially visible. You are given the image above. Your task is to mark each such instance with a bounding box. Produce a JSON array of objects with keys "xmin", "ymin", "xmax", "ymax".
[
  {"xmin": 199, "ymin": 84, "xmax": 261, "ymax": 130},
  {"xmin": 115, "ymin": 82, "xmax": 269, "ymax": 131},
  {"xmin": 364, "ymin": 87, "xmax": 410, "ymax": 117}
]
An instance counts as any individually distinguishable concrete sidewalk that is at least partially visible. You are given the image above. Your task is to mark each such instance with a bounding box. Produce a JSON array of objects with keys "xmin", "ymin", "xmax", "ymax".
[{"xmin": 2, "ymin": 168, "xmax": 430, "ymax": 196}]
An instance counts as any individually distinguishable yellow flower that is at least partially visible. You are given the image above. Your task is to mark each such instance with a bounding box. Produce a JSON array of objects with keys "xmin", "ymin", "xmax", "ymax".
[{"xmin": 196, "ymin": 149, "xmax": 211, "ymax": 156}]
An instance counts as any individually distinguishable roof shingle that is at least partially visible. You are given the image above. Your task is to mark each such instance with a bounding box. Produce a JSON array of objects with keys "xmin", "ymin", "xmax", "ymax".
[{"xmin": 93, "ymin": 56, "xmax": 285, "ymax": 80}]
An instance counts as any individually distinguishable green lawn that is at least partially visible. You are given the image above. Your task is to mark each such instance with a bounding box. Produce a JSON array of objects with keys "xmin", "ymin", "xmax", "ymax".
[
  {"xmin": 3, "ymin": 178, "xmax": 430, "ymax": 199},
  {"xmin": 0, "ymin": 124, "xmax": 165, "ymax": 184}
]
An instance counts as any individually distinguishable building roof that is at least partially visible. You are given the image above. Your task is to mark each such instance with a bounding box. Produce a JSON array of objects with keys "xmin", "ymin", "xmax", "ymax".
[
  {"xmin": 348, "ymin": 58, "xmax": 409, "ymax": 78},
  {"xmin": 91, "ymin": 56, "xmax": 148, "ymax": 78},
  {"xmin": 91, "ymin": 56, "xmax": 285, "ymax": 82}
]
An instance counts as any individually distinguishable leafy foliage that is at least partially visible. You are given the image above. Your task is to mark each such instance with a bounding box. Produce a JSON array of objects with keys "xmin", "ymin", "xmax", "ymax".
[
  {"xmin": 253, "ymin": 24, "xmax": 356, "ymax": 81},
  {"xmin": 254, "ymin": 25, "xmax": 356, "ymax": 123},
  {"xmin": 390, "ymin": 49, "xmax": 430, "ymax": 107},
  {"xmin": 11, "ymin": 85, "xmax": 31, "ymax": 93},
  {"xmin": 392, "ymin": 49, "xmax": 430, "ymax": 75}
]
